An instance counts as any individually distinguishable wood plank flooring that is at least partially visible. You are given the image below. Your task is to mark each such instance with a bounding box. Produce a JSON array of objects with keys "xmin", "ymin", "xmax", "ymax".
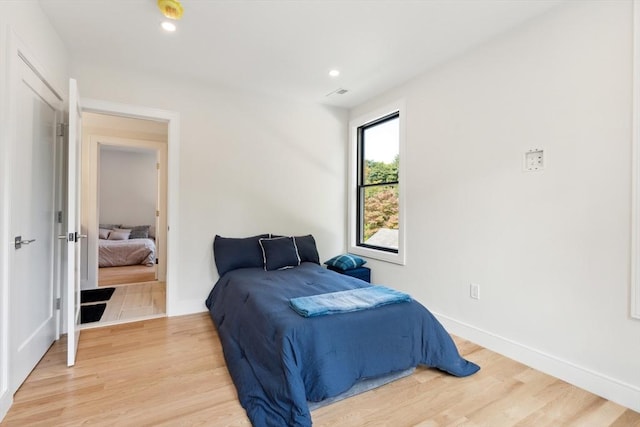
[
  {"xmin": 86, "ymin": 281, "xmax": 166, "ymax": 326},
  {"xmin": 2, "ymin": 313, "xmax": 639, "ymax": 426},
  {"xmin": 89, "ymin": 264, "xmax": 166, "ymax": 327},
  {"xmin": 98, "ymin": 264, "xmax": 156, "ymax": 287}
]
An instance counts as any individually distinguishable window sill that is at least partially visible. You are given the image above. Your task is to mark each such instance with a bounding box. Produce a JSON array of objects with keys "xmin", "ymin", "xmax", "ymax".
[{"xmin": 348, "ymin": 244, "xmax": 405, "ymax": 266}]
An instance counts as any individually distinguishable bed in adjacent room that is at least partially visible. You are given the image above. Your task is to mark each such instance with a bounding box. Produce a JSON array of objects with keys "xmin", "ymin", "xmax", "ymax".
[
  {"xmin": 98, "ymin": 224, "xmax": 156, "ymax": 267},
  {"xmin": 205, "ymin": 234, "xmax": 480, "ymax": 427}
]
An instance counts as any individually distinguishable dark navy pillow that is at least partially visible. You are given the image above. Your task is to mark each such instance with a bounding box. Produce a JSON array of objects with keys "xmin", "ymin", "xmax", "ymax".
[
  {"xmin": 293, "ymin": 234, "xmax": 320, "ymax": 265},
  {"xmin": 259, "ymin": 237, "xmax": 301, "ymax": 271},
  {"xmin": 213, "ymin": 234, "xmax": 270, "ymax": 277}
]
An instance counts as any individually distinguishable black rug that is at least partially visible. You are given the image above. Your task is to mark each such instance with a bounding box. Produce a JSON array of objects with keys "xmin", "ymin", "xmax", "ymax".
[
  {"xmin": 81, "ymin": 303, "xmax": 107, "ymax": 324},
  {"xmin": 81, "ymin": 287, "xmax": 115, "ymax": 303}
]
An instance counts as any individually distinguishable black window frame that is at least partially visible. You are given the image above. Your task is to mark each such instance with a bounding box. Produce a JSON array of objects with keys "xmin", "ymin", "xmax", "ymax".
[{"xmin": 356, "ymin": 111, "xmax": 400, "ymax": 253}]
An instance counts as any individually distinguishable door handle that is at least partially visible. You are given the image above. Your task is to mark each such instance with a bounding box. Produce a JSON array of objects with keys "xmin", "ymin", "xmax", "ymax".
[
  {"xmin": 57, "ymin": 233, "xmax": 87, "ymax": 242},
  {"xmin": 14, "ymin": 236, "xmax": 36, "ymax": 249}
]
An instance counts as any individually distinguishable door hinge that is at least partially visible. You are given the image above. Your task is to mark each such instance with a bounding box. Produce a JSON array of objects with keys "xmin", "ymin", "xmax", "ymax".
[
  {"xmin": 56, "ymin": 123, "xmax": 67, "ymax": 137},
  {"xmin": 56, "ymin": 211, "xmax": 63, "ymax": 223},
  {"xmin": 156, "ymin": 210, "xmax": 160, "ymax": 217},
  {"xmin": 55, "ymin": 298, "xmax": 61, "ymax": 310},
  {"xmin": 157, "ymin": 162, "xmax": 160, "ymax": 170}
]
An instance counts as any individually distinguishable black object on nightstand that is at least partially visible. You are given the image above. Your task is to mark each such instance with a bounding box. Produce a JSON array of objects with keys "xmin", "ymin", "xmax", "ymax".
[{"xmin": 327, "ymin": 265, "xmax": 371, "ymax": 283}]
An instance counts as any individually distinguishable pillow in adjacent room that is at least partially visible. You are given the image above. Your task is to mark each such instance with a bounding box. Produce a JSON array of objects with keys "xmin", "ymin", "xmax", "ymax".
[
  {"xmin": 213, "ymin": 234, "xmax": 270, "ymax": 277},
  {"xmin": 99, "ymin": 223, "xmax": 121, "ymax": 230},
  {"xmin": 259, "ymin": 237, "xmax": 301, "ymax": 271},
  {"xmin": 108, "ymin": 229, "xmax": 131, "ymax": 240},
  {"xmin": 98, "ymin": 228, "xmax": 111, "ymax": 240},
  {"xmin": 324, "ymin": 254, "xmax": 367, "ymax": 271},
  {"xmin": 293, "ymin": 234, "xmax": 320, "ymax": 265},
  {"xmin": 122, "ymin": 225, "xmax": 150, "ymax": 239}
]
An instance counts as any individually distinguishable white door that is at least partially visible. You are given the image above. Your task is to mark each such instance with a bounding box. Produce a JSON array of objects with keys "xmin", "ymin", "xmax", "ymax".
[
  {"xmin": 9, "ymin": 57, "xmax": 62, "ymax": 391},
  {"xmin": 66, "ymin": 79, "xmax": 83, "ymax": 366}
]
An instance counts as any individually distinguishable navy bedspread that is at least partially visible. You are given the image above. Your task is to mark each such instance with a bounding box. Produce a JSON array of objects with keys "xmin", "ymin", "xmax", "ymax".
[{"xmin": 205, "ymin": 263, "xmax": 479, "ymax": 427}]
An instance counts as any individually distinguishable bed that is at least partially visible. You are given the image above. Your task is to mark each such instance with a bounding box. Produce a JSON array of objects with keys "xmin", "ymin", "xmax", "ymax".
[
  {"xmin": 98, "ymin": 224, "xmax": 156, "ymax": 267},
  {"xmin": 206, "ymin": 234, "xmax": 479, "ymax": 426}
]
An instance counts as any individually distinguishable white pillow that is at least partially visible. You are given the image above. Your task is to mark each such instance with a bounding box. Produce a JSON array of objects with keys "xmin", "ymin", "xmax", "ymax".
[
  {"xmin": 108, "ymin": 230, "xmax": 131, "ymax": 240},
  {"xmin": 98, "ymin": 228, "xmax": 110, "ymax": 240}
]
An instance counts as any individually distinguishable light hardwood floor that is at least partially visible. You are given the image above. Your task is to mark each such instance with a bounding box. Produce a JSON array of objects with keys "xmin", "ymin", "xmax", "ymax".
[
  {"xmin": 82, "ymin": 281, "xmax": 166, "ymax": 326},
  {"xmin": 2, "ymin": 313, "xmax": 639, "ymax": 426},
  {"xmin": 98, "ymin": 264, "xmax": 157, "ymax": 287},
  {"xmin": 89, "ymin": 264, "xmax": 165, "ymax": 327}
]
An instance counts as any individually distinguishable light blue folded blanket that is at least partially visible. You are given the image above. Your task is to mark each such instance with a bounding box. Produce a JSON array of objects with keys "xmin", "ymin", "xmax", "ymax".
[{"xmin": 290, "ymin": 286, "xmax": 412, "ymax": 317}]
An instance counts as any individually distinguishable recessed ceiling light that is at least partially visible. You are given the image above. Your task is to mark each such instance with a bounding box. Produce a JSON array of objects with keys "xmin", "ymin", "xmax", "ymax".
[
  {"xmin": 329, "ymin": 69, "xmax": 340, "ymax": 77},
  {"xmin": 161, "ymin": 21, "xmax": 176, "ymax": 32}
]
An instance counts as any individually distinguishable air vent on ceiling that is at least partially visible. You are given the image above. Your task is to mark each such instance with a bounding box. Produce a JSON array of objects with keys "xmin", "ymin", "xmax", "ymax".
[{"xmin": 326, "ymin": 88, "xmax": 349, "ymax": 97}]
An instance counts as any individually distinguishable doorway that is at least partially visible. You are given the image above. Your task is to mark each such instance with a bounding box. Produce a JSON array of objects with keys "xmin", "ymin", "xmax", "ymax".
[{"xmin": 81, "ymin": 113, "xmax": 169, "ymax": 327}]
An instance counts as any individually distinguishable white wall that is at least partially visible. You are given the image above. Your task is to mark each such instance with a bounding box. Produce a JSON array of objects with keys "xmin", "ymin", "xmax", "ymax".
[
  {"xmin": 0, "ymin": 1, "xmax": 69, "ymax": 421},
  {"xmin": 351, "ymin": 0, "xmax": 640, "ymax": 412},
  {"xmin": 99, "ymin": 148, "xmax": 157, "ymax": 227},
  {"xmin": 71, "ymin": 61, "xmax": 348, "ymax": 313}
]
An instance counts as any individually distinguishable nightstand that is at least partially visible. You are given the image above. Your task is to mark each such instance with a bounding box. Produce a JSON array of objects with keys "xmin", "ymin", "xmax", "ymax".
[{"xmin": 327, "ymin": 265, "xmax": 371, "ymax": 283}]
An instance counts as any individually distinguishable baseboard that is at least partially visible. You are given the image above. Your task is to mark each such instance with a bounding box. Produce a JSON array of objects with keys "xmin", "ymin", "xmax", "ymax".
[
  {"xmin": 434, "ymin": 312, "xmax": 640, "ymax": 413},
  {"xmin": 167, "ymin": 298, "xmax": 207, "ymax": 317},
  {"xmin": 0, "ymin": 392, "xmax": 12, "ymax": 423}
]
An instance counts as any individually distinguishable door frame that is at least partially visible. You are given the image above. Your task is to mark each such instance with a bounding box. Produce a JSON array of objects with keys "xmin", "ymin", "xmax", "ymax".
[
  {"xmin": 80, "ymin": 99, "xmax": 179, "ymax": 315},
  {"xmin": 87, "ymin": 136, "xmax": 168, "ymax": 287},
  {"xmin": 66, "ymin": 78, "xmax": 82, "ymax": 366}
]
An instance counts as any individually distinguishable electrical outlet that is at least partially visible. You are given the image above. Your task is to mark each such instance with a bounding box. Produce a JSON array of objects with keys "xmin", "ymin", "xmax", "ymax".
[
  {"xmin": 470, "ymin": 283, "xmax": 480, "ymax": 300},
  {"xmin": 524, "ymin": 149, "xmax": 544, "ymax": 171}
]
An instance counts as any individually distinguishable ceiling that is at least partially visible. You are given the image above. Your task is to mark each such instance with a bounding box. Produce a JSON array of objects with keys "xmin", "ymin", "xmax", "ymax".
[{"xmin": 39, "ymin": 0, "xmax": 564, "ymax": 109}]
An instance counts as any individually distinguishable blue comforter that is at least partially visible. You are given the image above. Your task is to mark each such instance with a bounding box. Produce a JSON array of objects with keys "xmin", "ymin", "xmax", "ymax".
[{"xmin": 205, "ymin": 263, "xmax": 479, "ymax": 427}]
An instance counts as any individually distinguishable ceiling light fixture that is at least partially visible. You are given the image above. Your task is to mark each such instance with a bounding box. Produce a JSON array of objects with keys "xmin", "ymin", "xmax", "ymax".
[
  {"xmin": 157, "ymin": 0, "xmax": 184, "ymax": 20},
  {"xmin": 161, "ymin": 21, "xmax": 177, "ymax": 32},
  {"xmin": 329, "ymin": 69, "xmax": 340, "ymax": 77}
]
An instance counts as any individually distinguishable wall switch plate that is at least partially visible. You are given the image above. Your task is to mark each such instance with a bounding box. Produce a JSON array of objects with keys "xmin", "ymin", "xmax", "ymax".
[
  {"xmin": 524, "ymin": 149, "xmax": 544, "ymax": 171},
  {"xmin": 470, "ymin": 283, "xmax": 480, "ymax": 300}
]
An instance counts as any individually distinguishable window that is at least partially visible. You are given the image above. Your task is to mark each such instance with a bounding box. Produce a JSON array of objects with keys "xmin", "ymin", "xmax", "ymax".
[
  {"xmin": 349, "ymin": 101, "xmax": 405, "ymax": 264},
  {"xmin": 357, "ymin": 113, "xmax": 399, "ymax": 251}
]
